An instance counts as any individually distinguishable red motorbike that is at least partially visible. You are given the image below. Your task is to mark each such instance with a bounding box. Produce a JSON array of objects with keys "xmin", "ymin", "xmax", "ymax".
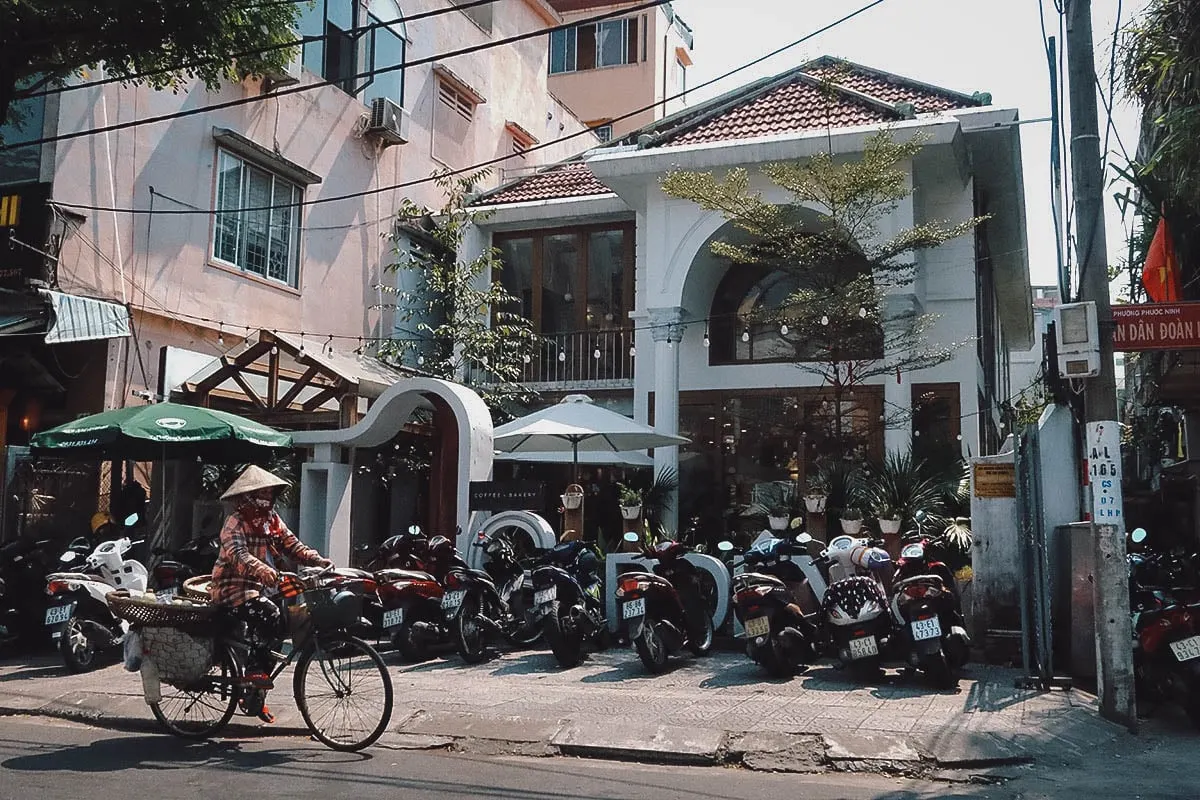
[{"xmin": 365, "ymin": 527, "xmax": 455, "ymax": 662}]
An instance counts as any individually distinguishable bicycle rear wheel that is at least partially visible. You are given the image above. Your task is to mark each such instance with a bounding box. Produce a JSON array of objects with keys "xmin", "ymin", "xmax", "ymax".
[
  {"xmin": 150, "ymin": 644, "xmax": 240, "ymax": 739},
  {"xmin": 293, "ymin": 634, "xmax": 393, "ymax": 751}
]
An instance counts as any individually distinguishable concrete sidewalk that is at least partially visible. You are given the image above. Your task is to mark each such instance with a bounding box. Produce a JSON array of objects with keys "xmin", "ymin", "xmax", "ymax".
[{"xmin": 0, "ymin": 647, "xmax": 1170, "ymax": 777}]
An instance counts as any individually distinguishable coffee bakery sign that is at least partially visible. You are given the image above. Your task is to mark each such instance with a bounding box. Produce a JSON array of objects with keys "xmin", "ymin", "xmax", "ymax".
[{"xmin": 1112, "ymin": 302, "xmax": 1200, "ymax": 351}]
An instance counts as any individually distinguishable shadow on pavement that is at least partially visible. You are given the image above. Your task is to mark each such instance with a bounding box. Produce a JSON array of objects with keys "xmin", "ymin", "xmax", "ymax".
[
  {"xmin": 698, "ymin": 659, "xmax": 798, "ymax": 688},
  {"xmin": 577, "ymin": 657, "xmax": 677, "ymax": 683},
  {"xmin": 0, "ymin": 734, "xmax": 370, "ymax": 773},
  {"xmin": 487, "ymin": 652, "xmax": 559, "ymax": 676},
  {"xmin": 959, "ymin": 679, "xmax": 1029, "ymax": 712}
]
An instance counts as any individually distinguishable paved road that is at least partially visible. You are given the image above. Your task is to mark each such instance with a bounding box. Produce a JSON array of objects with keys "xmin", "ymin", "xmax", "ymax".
[{"xmin": 0, "ymin": 717, "xmax": 978, "ymax": 800}]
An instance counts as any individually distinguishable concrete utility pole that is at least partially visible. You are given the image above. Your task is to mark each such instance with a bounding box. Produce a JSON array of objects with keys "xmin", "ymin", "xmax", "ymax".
[{"xmin": 1064, "ymin": 0, "xmax": 1136, "ymax": 730}]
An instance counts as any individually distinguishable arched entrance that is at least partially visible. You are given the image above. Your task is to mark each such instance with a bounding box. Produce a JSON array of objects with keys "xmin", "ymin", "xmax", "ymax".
[{"xmin": 292, "ymin": 378, "xmax": 493, "ymax": 564}]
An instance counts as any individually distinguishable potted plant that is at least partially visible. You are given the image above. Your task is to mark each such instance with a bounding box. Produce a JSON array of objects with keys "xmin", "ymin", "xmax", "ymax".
[
  {"xmin": 876, "ymin": 506, "xmax": 902, "ymax": 535},
  {"xmin": 617, "ymin": 483, "xmax": 644, "ymax": 520},
  {"xmin": 839, "ymin": 506, "xmax": 864, "ymax": 534},
  {"xmin": 766, "ymin": 501, "xmax": 791, "ymax": 531},
  {"xmin": 803, "ymin": 473, "xmax": 828, "ymax": 514}
]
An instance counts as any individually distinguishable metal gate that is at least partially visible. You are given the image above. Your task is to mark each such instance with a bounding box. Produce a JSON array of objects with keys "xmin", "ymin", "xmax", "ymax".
[
  {"xmin": 1014, "ymin": 423, "xmax": 1055, "ymax": 687},
  {"xmin": 0, "ymin": 450, "xmax": 99, "ymax": 546}
]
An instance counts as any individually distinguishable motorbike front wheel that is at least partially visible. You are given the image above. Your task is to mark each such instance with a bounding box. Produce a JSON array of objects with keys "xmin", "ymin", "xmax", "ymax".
[
  {"xmin": 635, "ymin": 619, "xmax": 669, "ymax": 674},
  {"xmin": 391, "ymin": 622, "xmax": 432, "ymax": 664},
  {"xmin": 755, "ymin": 637, "xmax": 794, "ymax": 679},
  {"xmin": 60, "ymin": 614, "xmax": 102, "ymax": 674},
  {"xmin": 921, "ymin": 648, "xmax": 957, "ymax": 690},
  {"xmin": 543, "ymin": 601, "xmax": 585, "ymax": 669},
  {"xmin": 454, "ymin": 593, "xmax": 488, "ymax": 664}
]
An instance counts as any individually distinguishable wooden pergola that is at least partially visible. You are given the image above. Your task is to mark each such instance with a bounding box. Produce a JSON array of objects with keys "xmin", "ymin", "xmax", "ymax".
[{"xmin": 176, "ymin": 330, "xmax": 412, "ymax": 430}]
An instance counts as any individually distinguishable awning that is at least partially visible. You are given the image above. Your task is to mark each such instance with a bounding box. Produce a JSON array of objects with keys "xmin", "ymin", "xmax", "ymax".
[{"xmin": 42, "ymin": 290, "xmax": 131, "ymax": 344}]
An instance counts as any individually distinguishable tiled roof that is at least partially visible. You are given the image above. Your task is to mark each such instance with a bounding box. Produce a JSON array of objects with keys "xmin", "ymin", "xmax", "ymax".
[
  {"xmin": 474, "ymin": 161, "xmax": 610, "ymax": 206},
  {"xmin": 472, "ymin": 57, "xmax": 984, "ymax": 207},
  {"xmin": 666, "ymin": 76, "xmax": 895, "ymax": 146}
]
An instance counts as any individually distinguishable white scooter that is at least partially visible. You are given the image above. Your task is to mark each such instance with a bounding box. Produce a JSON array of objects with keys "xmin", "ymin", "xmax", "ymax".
[{"xmin": 45, "ymin": 530, "xmax": 149, "ymax": 673}]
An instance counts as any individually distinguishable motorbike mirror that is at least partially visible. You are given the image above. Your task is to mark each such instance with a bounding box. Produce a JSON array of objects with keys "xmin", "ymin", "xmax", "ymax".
[
  {"xmin": 717, "ymin": 540, "xmax": 734, "ymax": 552},
  {"xmin": 914, "ymin": 510, "xmax": 927, "ymax": 522},
  {"xmin": 1131, "ymin": 527, "xmax": 1148, "ymax": 544},
  {"xmin": 796, "ymin": 533, "xmax": 813, "ymax": 544},
  {"xmin": 60, "ymin": 551, "xmax": 77, "ymax": 563},
  {"xmin": 408, "ymin": 525, "xmax": 421, "ymax": 536},
  {"xmin": 124, "ymin": 513, "xmax": 139, "ymax": 527},
  {"xmin": 623, "ymin": 532, "xmax": 640, "ymax": 543}
]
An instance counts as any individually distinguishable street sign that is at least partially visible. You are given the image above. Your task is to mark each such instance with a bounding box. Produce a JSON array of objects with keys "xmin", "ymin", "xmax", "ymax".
[
  {"xmin": 1112, "ymin": 302, "xmax": 1200, "ymax": 351},
  {"xmin": 1086, "ymin": 420, "xmax": 1124, "ymax": 531},
  {"xmin": 973, "ymin": 462, "xmax": 1016, "ymax": 498}
]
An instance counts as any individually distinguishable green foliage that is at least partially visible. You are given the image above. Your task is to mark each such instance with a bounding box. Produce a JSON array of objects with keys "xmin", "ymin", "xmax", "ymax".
[
  {"xmin": 0, "ymin": 0, "xmax": 302, "ymax": 129},
  {"xmin": 864, "ymin": 450, "xmax": 947, "ymax": 530},
  {"xmin": 660, "ymin": 131, "xmax": 979, "ymax": 456},
  {"xmin": 616, "ymin": 482, "xmax": 644, "ymax": 507},
  {"xmin": 815, "ymin": 459, "xmax": 866, "ymax": 521},
  {"xmin": 624, "ymin": 467, "xmax": 679, "ymax": 534},
  {"xmin": 377, "ymin": 170, "xmax": 542, "ymax": 422}
]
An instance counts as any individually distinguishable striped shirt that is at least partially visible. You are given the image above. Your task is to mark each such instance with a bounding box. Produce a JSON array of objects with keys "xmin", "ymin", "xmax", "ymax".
[{"xmin": 210, "ymin": 509, "xmax": 323, "ymax": 607}]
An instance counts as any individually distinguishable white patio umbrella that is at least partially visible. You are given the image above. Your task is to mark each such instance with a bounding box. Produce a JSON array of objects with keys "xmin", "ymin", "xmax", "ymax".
[
  {"xmin": 495, "ymin": 449, "xmax": 655, "ymax": 467},
  {"xmin": 493, "ymin": 394, "xmax": 689, "ymax": 481}
]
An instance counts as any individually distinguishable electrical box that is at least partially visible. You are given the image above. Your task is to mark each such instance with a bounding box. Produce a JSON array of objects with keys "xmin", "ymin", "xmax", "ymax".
[{"xmin": 1053, "ymin": 301, "xmax": 1101, "ymax": 379}]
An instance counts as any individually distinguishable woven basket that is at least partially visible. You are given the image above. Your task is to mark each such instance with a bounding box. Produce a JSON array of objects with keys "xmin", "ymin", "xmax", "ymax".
[
  {"xmin": 108, "ymin": 590, "xmax": 218, "ymax": 628},
  {"xmin": 181, "ymin": 576, "xmax": 212, "ymax": 602},
  {"xmin": 141, "ymin": 627, "xmax": 215, "ymax": 687}
]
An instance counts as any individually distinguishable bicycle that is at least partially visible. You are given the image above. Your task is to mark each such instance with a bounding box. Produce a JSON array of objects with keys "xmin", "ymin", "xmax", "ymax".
[{"xmin": 137, "ymin": 565, "xmax": 394, "ymax": 752}]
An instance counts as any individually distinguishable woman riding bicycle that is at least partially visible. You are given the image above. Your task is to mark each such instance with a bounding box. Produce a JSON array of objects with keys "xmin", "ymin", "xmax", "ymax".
[{"xmin": 210, "ymin": 465, "xmax": 332, "ymax": 722}]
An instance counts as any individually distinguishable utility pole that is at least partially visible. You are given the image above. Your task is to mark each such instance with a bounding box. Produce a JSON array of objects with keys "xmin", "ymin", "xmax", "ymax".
[{"xmin": 1064, "ymin": 0, "xmax": 1136, "ymax": 730}]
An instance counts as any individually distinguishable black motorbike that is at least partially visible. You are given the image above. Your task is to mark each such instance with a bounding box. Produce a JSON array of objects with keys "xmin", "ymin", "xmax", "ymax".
[
  {"xmin": 889, "ymin": 529, "xmax": 971, "ymax": 688},
  {"xmin": 445, "ymin": 530, "xmax": 541, "ymax": 664},
  {"xmin": 150, "ymin": 533, "xmax": 220, "ymax": 594},
  {"xmin": 531, "ymin": 540, "xmax": 607, "ymax": 668},
  {"xmin": 719, "ymin": 535, "xmax": 818, "ymax": 678},
  {"xmin": 615, "ymin": 533, "xmax": 714, "ymax": 674},
  {"xmin": 0, "ymin": 538, "xmax": 64, "ymax": 651}
]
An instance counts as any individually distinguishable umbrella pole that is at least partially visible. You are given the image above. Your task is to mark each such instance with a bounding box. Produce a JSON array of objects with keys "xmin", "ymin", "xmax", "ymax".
[{"xmin": 572, "ymin": 439, "xmax": 579, "ymax": 483}]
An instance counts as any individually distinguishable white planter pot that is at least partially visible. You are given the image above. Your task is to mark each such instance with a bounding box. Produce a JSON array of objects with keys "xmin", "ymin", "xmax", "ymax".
[
  {"xmin": 839, "ymin": 518, "xmax": 864, "ymax": 535},
  {"xmin": 561, "ymin": 492, "xmax": 584, "ymax": 510},
  {"xmin": 620, "ymin": 505, "xmax": 642, "ymax": 520},
  {"xmin": 804, "ymin": 495, "xmax": 827, "ymax": 514},
  {"xmin": 768, "ymin": 515, "xmax": 790, "ymax": 531},
  {"xmin": 878, "ymin": 518, "xmax": 902, "ymax": 535}
]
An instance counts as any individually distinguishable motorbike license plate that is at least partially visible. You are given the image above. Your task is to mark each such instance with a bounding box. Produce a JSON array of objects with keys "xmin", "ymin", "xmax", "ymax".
[
  {"xmin": 44, "ymin": 604, "xmax": 75, "ymax": 626},
  {"xmin": 534, "ymin": 586, "xmax": 556, "ymax": 606},
  {"xmin": 744, "ymin": 616, "xmax": 770, "ymax": 638},
  {"xmin": 911, "ymin": 617, "xmax": 942, "ymax": 641},
  {"xmin": 622, "ymin": 598, "xmax": 646, "ymax": 619},
  {"xmin": 848, "ymin": 635, "xmax": 879, "ymax": 660},
  {"xmin": 1169, "ymin": 635, "xmax": 1200, "ymax": 662},
  {"xmin": 441, "ymin": 590, "xmax": 466, "ymax": 611},
  {"xmin": 382, "ymin": 608, "xmax": 404, "ymax": 629}
]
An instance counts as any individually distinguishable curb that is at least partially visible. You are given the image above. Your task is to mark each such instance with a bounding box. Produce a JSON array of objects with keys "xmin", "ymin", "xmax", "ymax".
[{"xmin": 0, "ymin": 697, "xmax": 312, "ymax": 738}]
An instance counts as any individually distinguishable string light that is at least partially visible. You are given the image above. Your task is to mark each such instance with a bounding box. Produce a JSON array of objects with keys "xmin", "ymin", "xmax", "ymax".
[
  {"xmin": 324, "ymin": 334, "xmax": 334, "ymax": 356},
  {"xmin": 629, "ymin": 345, "xmax": 636, "ymax": 358},
  {"xmin": 417, "ymin": 354, "xmax": 425, "ymax": 366},
  {"xmin": 522, "ymin": 354, "xmax": 531, "ymax": 364},
  {"xmin": 741, "ymin": 329, "xmax": 750, "ymax": 343},
  {"xmin": 354, "ymin": 337, "xmax": 364, "ymax": 356},
  {"xmin": 820, "ymin": 315, "xmax": 830, "ymax": 326},
  {"xmin": 780, "ymin": 322, "xmax": 789, "ymax": 335},
  {"xmin": 217, "ymin": 324, "xmax": 224, "ymax": 347},
  {"xmin": 593, "ymin": 346, "xmax": 601, "ymax": 360},
  {"xmin": 558, "ymin": 351, "xmax": 566, "ymax": 362},
  {"xmin": 702, "ymin": 324, "xmax": 710, "ymax": 348},
  {"xmin": 298, "ymin": 332, "xmax": 306, "ymax": 355}
]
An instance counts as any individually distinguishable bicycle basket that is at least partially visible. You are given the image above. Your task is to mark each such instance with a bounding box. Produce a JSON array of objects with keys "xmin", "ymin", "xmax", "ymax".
[
  {"xmin": 140, "ymin": 626, "xmax": 215, "ymax": 688},
  {"xmin": 181, "ymin": 575, "xmax": 212, "ymax": 602},
  {"xmin": 302, "ymin": 586, "xmax": 361, "ymax": 631},
  {"xmin": 107, "ymin": 590, "xmax": 218, "ymax": 628}
]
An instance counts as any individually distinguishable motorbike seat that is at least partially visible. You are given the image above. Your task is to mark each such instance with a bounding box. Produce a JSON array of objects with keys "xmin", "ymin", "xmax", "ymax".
[
  {"xmin": 334, "ymin": 567, "xmax": 375, "ymax": 581},
  {"xmin": 467, "ymin": 568, "xmax": 493, "ymax": 582},
  {"xmin": 375, "ymin": 568, "xmax": 437, "ymax": 583}
]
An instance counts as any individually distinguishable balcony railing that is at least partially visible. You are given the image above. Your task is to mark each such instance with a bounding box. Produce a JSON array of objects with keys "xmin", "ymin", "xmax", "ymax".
[{"xmin": 522, "ymin": 329, "xmax": 635, "ymax": 387}]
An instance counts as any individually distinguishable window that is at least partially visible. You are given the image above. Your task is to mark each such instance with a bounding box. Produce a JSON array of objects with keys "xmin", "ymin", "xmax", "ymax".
[
  {"xmin": 433, "ymin": 80, "xmax": 477, "ymax": 168},
  {"xmin": 298, "ymin": 0, "xmax": 407, "ymax": 105},
  {"xmin": 593, "ymin": 124, "xmax": 613, "ymax": 143},
  {"xmin": 912, "ymin": 383, "xmax": 961, "ymax": 462},
  {"xmin": 549, "ymin": 17, "xmax": 640, "ymax": 74},
  {"xmin": 213, "ymin": 149, "xmax": 302, "ymax": 287},
  {"xmin": 451, "ymin": 0, "xmax": 492, "ymax": 32},
  {"xmin": 675, "ymin": 57, "xmax": 687, "ymax": 96}
]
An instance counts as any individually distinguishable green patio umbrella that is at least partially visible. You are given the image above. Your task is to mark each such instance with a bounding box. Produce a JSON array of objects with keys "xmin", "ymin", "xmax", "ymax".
[{"xmin": 31, "ymin": 402, "xmax": 293, "ymax": 462}]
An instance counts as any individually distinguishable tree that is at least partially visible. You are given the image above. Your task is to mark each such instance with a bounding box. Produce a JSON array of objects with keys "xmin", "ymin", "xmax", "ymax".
[
  {"xmin": 0, "ymin": 0, "xmax": 302, "ymax": 130},
  {"xmin": 660, "ymin": 130, "xmax": 983, "ymax": 459},
  {"xmin": 377, "ymin": 170, "xmax": 542, "ymax": 421}
]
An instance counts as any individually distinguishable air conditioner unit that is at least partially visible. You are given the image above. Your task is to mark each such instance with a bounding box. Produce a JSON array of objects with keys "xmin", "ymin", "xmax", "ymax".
[
  {"xmin": 366, "ymin": 97, "xmax": 411, "ymax": 146},
  {"xmin": 264, "ymin": 31, "xmax": 303, "ymax": 89}
]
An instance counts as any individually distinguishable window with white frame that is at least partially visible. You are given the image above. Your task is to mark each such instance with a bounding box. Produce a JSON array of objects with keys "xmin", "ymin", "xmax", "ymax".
[
  {"xmin": 593, "ymin": 123, "xmax": 613, "ymax": 143},
  {"xmin": 549, "ymin": 17, "xmax": 641, "ymax": 74},
  {"xmin": 213, "ymin": 149, "xmax": 302, "ymax": 287}
]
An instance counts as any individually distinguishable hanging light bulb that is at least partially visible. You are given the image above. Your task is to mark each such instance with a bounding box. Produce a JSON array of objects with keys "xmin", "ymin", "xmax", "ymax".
[
  {"xmin": 217, "ymin": 324, "xmax": 224, "ymax": 347},
  {"xmin": 858, "ymin": 306, "xmax": 868, "ymax": 318},
  {"xmin": 299, "ymin": 333, "xmax": 306, "ymax": 355},
  {"xmin": 780, "ymin": 323, "xmax": 789, "ymax": 336},
  {"xmin": 270, "ymin": 345, "xmax": 279, "ymax": 356},
  {"xmin": 325, "ymin": 335, "xmax": 334, "ymax": 355},
  {"xmin": 558, "ymin": 351, "xmax": 566, "ymax": 362},
  {"xmin": 593, "ymin": 347, "xmax": 601, "ymax": 359},
  {"xmin": 741, "ymin": 329, "xmax": 750, "ymax": 343},
  {"xmin": 417, "ymin": 355, "xmax": 425, "ymax": 366},
  {"xmin": 629, "ymin": 345, "xmax": 636, "ymax": 358},
  {"xmin": 522, "ymin": 354, "xmax": 531, "ymax": 364},
  {"xmin": 702, "ymin": 325, "xmax": 710, "ymax": 348},
  {"xmin": 820, "ymin": 315, "xmax": 829, "ymax": 326}
]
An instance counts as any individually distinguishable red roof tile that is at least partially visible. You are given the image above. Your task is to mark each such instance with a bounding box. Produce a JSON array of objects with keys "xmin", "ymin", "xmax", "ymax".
[
  {"xmin": 804, "ymin": 62, "xmax": 977, "ymax": 113},
  {"xmin": 474, "ymin": 162, "xmax": 611, "ymax": 206},
  {"xmin": 667, "ymin": 77, "xmax": 894, "ymax": 146}
]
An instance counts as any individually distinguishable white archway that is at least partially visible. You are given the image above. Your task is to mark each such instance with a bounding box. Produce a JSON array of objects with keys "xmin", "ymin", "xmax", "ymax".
[
  {"xmin": 466, "ymin": 510, "xmax": 557, "ymax": 569},
  {"xmin": 293, "ymin": 378, "xmax": 493, "ymax": 564}
]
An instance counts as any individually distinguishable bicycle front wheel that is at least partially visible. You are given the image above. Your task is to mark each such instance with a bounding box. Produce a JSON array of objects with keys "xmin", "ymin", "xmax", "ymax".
[{"xmin": 293, "ymin": 634, "xmax": 393, "ymax": 751}]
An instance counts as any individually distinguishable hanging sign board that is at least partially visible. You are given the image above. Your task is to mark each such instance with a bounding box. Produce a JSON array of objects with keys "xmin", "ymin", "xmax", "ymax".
[
  {"xmin": 973, "ymin": 462, "xmax": 1016, "ymax": 498},
  {"xmin": 1086, "ymin": 420, "xmax": 1124, "ymax": 532},
  {"xmin": 1112, "ymin": 302, "xmax": 1200, "ymax": 351}
]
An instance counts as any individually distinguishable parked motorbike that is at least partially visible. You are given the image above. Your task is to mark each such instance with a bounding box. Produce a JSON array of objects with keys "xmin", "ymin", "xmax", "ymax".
[
  {"xmin": 0, "ymin": 537, "xmax": 67, "ymax": 650},
  {"xmin": 889, "ymin": 520, "xmax": 971, "ymax": 688},
  {"xmin": 45, "ymin": 535, "xmax": 149, "ymax": 672},
  {"xmin": 531, "ymin": 540, "xmax": 607, "ymax": 668},
  {"xmin": 811, "ymin": 534, "xmax": 895, "ymax": 678},
  {"xmin": 718, "ymin": 534, "xmax": 820, "ymax": 678},
  {"xmin": 368, "ymin": 526, "xmax": 455, "ymax": 662},
  {"xmin": 614, "ymin": 532, "xmax": 714, "ymax": 674},
  {"xmin": 150, "ymin": 532, "xmax": 219, "ymax": 594},
  {"xmin": 1128, "ymin": 527, "xmax": 1200, "ymax": 728},
  {"xmin": 443, "ymin": 530, "xmax": 542, "ymax": 664}
]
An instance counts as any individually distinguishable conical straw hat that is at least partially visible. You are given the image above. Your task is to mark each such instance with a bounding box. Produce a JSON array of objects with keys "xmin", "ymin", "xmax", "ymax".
[{"xmin": 221, "ymin": 465, "xmax": 289, "ymax": 500}]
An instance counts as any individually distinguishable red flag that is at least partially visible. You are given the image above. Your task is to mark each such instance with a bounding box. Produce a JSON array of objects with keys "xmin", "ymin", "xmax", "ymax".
[{"xmin": 1143, "ymin": 214, "xmax": 1183, "ymax": 303}]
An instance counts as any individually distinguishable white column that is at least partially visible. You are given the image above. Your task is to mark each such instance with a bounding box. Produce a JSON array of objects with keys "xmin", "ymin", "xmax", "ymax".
[
  {"xmin": 882, "ymin": 294, "xmax": 914, "ymax": 455},
  {"xmin": 299, "ymin": 443, "xmax": 352, "ymax": 565},
  {"xmin": 648, "ymin": 306, "xmax": 684, "ymax": 533}
]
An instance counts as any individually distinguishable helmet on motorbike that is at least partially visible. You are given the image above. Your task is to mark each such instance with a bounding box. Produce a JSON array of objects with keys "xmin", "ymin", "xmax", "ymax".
[{"xmin": 90, "ymin": 512, "xmax": 112, "ymax": 534}]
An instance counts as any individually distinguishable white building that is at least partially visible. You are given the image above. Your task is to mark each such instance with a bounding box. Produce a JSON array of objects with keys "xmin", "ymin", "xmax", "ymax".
[{"xmin": 463, "ymin": 57, "xmax": 1033, "ymax": 536}]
